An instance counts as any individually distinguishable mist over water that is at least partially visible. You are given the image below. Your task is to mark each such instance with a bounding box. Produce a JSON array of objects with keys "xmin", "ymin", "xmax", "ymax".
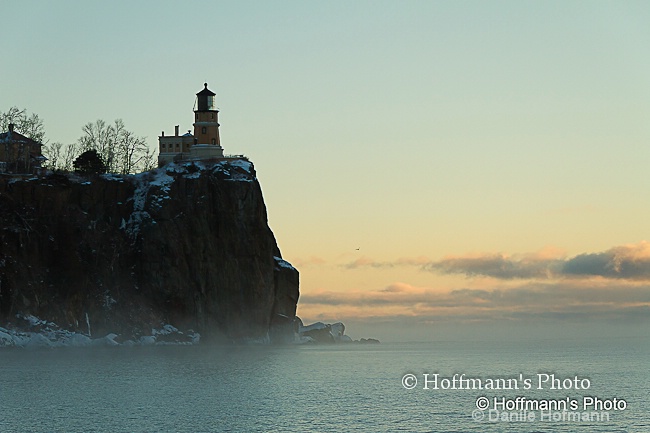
[
  {"xmin": 1, "ymin": 337, "xmax": 647, "ymax": 432},
  {"xmin": 343, "ymin": 318, "xmax": 650, "ymax": 344}
]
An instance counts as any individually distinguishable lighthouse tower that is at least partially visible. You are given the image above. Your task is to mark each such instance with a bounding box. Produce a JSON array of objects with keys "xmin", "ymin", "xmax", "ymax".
[{"xmin": 189, "ymin": 83, "xmax": 224, "ymax": 160}]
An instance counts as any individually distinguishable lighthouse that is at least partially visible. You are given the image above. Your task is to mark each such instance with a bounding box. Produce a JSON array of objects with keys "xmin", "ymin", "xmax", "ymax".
[
  {"xmin": 157, "ymin": 83, "xmax": 226, "ymax": 166},
  {"xmin": 189, "ymin": 83, "xmax": 224, "ymax": 160}
]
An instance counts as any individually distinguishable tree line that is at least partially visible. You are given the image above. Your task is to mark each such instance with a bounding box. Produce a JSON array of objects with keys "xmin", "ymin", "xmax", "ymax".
[{"xmin": 1, "ymin": 107, "xmax": 156, "ymax": 174}]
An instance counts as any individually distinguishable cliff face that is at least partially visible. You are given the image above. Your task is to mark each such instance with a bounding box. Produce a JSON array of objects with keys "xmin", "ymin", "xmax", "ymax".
[{"xmin": 0, "ymin": 160, "xmax": 299, "ymax": 343}]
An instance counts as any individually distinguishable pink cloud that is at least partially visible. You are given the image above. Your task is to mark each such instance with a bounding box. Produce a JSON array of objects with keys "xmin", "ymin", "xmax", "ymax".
[
  {"xmin": 297, "ymin": 279, "xmax": 650, "ymax": 324},
  {"xmin": 339, "ymin": 242, "xmax": 650, "ymax": 280}
]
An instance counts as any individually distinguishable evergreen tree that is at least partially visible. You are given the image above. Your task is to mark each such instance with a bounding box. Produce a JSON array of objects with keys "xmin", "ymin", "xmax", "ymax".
[{"xmin": 73, "ymin": 150, "xmax": 107, "ymax": 175}]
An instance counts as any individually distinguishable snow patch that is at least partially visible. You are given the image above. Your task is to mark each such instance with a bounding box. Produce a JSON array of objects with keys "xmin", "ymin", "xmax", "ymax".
[
  {"xmin": 148, "ymin": 170, "xmax": 174, "ymax": 188},
  {"xmin": 300, "ymin": 321, "xmax": 328, "ymax": 333},
  {"xmin": 152, "ymin": 324, "xmax": 178, "ymax": 336},
  {"xmin": 117, "ymin": 160, "xmax": 256, "ymax": 237},
  {"xmin": 274, "ymin": 256, "xmax": 296, "ymax": 271},
  {"xmin": 99, "ymin": 173, "xmax": 124, "ymax": 182},
  {"xmin": 228, "ymin": 159, "xmax": 253, "ymax": 173},
  {"xmin": 296, "ymin": 319, "xmax": 374, "ymax": 344},
  {"xmin": 184, "ymin": 171, "xmax": 202, "ymax": 179},
  {"xmin": 210, "ymin": 160, "xmax": 255, "ymax": 182},
  {"xmin": 102, "ymin": 291, "xmax": 117, "ymax": 310},
  {"xmin": 138, "ymin": 336, "xmax": 156, "ymax": 346},
  {"xmin": 91, "ymin": 333, "xmax": 120, "ymax": 346},
  {"xmin": 0, "ymin": 315, "xmax": 201, "ymax": 348},
  {"xmin": 122, "ymin": 169, "xmax": 174, "ymax": 238}
]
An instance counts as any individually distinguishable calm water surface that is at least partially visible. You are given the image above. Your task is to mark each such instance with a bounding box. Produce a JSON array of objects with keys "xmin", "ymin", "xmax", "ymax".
[{"xmin": 0, "ymin": 337, "xmax": 647, "ymax": 432}]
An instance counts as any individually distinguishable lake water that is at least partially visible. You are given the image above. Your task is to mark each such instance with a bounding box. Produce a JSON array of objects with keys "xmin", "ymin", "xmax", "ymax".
[{"xmin": 0, "ymin": 337, "xmax": 647, "ymax": 432}]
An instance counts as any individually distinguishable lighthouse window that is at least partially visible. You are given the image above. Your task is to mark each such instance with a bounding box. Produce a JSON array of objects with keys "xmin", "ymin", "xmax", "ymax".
[
  {"xmin": 212, "ymin": 139, "xmax": 216, "ymax": 145},
  {"xmin": 202, "ymin": 127, "xmax": 207, "ymax": 134}
]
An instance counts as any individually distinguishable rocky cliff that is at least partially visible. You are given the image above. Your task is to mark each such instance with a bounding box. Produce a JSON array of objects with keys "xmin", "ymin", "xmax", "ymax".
[{"xmin": 0, "ymin": 160, "xmax": 299, "ymax": 344}]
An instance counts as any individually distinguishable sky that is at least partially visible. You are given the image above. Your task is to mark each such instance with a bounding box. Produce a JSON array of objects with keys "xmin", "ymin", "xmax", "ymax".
[{"xmin": 2, "ymin": 1, "xmax": 650, "ymax": 341}]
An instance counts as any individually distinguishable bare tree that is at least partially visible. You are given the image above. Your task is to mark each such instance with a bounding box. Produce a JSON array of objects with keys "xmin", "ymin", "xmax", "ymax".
[
  {"xmin": 1, "ymin": 109, "xmax": 157, "ymax": 174},
  {"xmin": 42, "ymin": 142, "xmax": 64, "ymax": 170},
  {"xmin": 0, "ymin": 107, "xmax": 46, "ymax": 143},
  {"xmin": 76, "ymin": 119, "xmax": 155, "ymax": 174},
  {"xmin": 58, "ymin": 142, "xmax": 82, "ymax": 172},
  {"xmin": 115, "ymin": 129, "xmax": 147, "ymax": 174},
  {"xmin": 78, "ymin": 119, "xmax": 115, "ymax": 170},
  {"xmin": 140, "ymin": 147, "xmax": 157, "ymax": 172}
]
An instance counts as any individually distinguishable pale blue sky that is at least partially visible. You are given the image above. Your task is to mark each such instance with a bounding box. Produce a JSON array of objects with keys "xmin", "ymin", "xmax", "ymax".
[{"xmin": 2, "ymin": 1, "xmax": 650, "ymax": 338}]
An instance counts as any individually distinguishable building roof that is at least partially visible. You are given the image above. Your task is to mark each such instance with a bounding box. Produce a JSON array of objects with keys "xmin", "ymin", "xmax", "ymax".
[
  {"xmin": 196, "ymin": 82, "xmax": 216, "ymax": 96},
  {"xmin": 0, "ymin": 129, "xmax": 42, "ymax": 147}
]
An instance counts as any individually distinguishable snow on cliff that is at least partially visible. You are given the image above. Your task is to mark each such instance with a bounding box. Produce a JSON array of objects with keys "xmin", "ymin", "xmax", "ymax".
[
  {"xmin": 0, "ymin": 157, "xmax": 299, "ymax": 344},
  {"xmin": 0, "ymin": 314, "xmax": 200, "ymax": 348},
  {"xmin": 121, "ymin": 160, "xmax": 254, "ymax": 237}
]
